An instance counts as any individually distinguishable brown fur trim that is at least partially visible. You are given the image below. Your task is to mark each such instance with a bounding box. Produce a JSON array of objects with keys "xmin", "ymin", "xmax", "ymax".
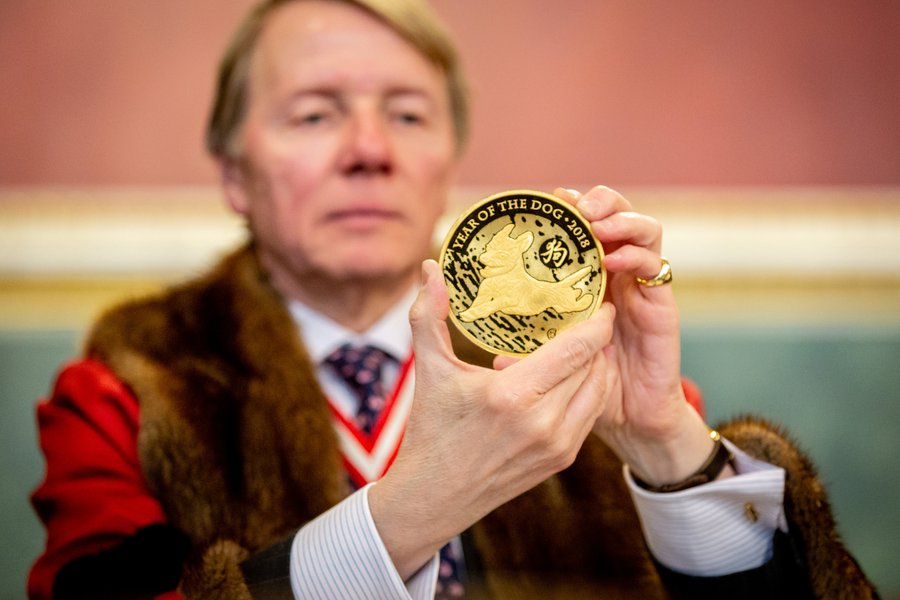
[
  {"xmin": 179, "ymin": 540, "xmax": 252, "ymax": 600},
  {"xmin": 720, "ymin": 416, "xmax": 878, "ymax": 599},
  {"xmin": 85, "ymin": 244, "xmax": 345, "ymax": 590}
]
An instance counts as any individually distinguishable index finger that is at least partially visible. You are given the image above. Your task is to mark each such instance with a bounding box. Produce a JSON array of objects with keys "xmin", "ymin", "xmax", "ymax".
[
  {"xmin": 553, "ymin": 186, "xmax": 633, "ymax": 221},
  {"xmin": 503, "ymin": 303, "xmax": 615, "ymax": 397}
]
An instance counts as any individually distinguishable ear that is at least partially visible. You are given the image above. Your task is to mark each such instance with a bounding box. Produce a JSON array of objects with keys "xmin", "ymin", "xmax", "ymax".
[
  {"xmin": 219, "ymin": 157, "xmax": 251, "ymax": 216},
  {"xmin": 518, "ymin": 231, "xmax": 534, "ymax": 250},
  {"xmin": 499, "ymin": 223, "xmax": 516, "ymax": 237}
]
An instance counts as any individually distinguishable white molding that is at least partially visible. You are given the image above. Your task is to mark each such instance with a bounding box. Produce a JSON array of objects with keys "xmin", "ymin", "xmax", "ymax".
[
  {"xmin": 0, "ymin": 187, "xmax": 245, "ymax": 277},
  {"xmin": 2, "ymin": 185, "xmax": 899, "ymax": 278}
]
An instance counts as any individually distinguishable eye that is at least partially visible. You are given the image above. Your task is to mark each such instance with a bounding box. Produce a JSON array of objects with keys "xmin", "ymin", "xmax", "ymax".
[
  {"xmin": 287, "ymin": 110, "xmax": 333, "ymax": 128},
  {"xmin": 283, "ymin": 96, "xmax": 341, "ymax": 128},
  {"xmin": 400, "ymin": 113, "xmax": 420, "ymax": 124},
  {"xmin": 290, "ymin": 113, "xmax": 321, "ymax": 126},
  {"xmin": 387, "ymin": 94, "xmax": 432, "ymax": 127},
  {"xmin": 390, "ymin": 110, "xmax": 426, "ymax": 126}
]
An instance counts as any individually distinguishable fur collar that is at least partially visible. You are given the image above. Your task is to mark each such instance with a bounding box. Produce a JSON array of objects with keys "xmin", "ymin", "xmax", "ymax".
[{"xmin": 87, "ymin": 244, "xmax": 344, "ymax": 551}]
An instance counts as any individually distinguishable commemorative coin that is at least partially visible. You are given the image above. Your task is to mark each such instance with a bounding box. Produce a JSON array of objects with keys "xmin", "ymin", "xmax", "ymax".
[{"xmin": 439, "ymin": 190, "xmax": 606, "ymax": 356}]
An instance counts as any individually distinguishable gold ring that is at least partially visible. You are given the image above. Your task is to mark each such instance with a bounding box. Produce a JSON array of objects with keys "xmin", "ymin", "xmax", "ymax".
[{"xmin": 636, "ymin": 257, "xmax": 673, "ymax": 287}]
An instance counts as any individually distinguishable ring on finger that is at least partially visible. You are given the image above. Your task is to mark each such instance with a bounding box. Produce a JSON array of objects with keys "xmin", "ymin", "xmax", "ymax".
[{"xmin": 636, "ymin": 257, "xmax": 673, "ymax": 287}]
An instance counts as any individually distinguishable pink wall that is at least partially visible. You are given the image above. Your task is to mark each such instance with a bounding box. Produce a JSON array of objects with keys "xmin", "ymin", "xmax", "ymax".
[{"xmin": 1, "ymin": 1, "xmax": 898, "ymax": 187}]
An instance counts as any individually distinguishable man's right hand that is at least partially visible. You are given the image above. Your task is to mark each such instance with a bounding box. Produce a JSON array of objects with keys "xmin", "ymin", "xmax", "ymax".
[{"xmin": 368, "ymin": 258, "xmax": 616, "ymax": 580}]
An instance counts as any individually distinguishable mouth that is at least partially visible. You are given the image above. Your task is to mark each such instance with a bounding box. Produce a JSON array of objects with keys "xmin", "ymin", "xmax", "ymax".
[{"xmin": 324, "ymin": 207, "xmax": 402, "ymax": 228}]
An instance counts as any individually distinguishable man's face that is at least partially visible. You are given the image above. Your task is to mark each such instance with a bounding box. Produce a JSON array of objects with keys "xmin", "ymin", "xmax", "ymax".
[{"xmin": 225, "ymin": 0, "xmax": 458, "ymax": 290}]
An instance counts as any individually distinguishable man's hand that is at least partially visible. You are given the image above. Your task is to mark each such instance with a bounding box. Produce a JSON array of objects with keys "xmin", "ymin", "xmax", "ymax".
[
  {"xmin": 555, "ymin": 186, "xmax": 718, "ymax": 488},
  {"xmin": 369, "ymin": 258, "xmax": 616, "ymax": 580}
]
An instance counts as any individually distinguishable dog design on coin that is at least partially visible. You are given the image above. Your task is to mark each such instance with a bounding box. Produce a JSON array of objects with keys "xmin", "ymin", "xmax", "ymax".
[{"xmin": 459, "ymin": 223, "xmax": 593, "ymax": 322}]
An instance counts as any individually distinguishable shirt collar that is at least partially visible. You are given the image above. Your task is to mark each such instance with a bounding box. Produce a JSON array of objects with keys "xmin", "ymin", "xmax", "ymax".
[{"xmin": 288, "ymin": 286, "xmax": 417, "ymax": 364}]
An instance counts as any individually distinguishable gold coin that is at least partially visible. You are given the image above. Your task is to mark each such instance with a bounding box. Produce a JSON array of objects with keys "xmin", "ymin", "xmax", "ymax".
[{"xmin": 439, "ymin": 189, "xmax": 606, "ymax": 356}]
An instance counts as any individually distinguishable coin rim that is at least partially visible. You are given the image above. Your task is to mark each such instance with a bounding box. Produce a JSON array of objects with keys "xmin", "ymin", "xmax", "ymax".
[{"xmin": 439, "ymin": 189, "xmax": 607, "ymax": 357}]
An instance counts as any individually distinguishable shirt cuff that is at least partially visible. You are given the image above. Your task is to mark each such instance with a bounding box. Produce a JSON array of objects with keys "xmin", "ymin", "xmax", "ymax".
[
  {"xmin": 290, "ymin": 483, "xmax": 439, "ymax": 599},
  {"xmin": 625, "ymin": 439, "xmax": 788, "ymax": 577}
]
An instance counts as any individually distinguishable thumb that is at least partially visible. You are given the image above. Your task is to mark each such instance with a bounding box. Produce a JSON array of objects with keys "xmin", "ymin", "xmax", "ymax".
[{"xmin": 409, "ymin": 260, "xmax": 455, "ymax": 364}]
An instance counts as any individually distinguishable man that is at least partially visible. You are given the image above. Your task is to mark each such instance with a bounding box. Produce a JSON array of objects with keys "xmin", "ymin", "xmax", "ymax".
[{"xmin": 29, "ymin": 0, "xmax": 877, "ymax": 598}]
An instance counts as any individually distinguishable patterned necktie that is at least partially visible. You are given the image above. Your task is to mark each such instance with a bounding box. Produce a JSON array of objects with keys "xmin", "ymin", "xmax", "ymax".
[
  {"xmin": 436, "ymin": 542, "xmax": 465, "ymax": 598},
  {"xmin": 325, "ymin": 343, "xmax": 392, "ymax": 436}
]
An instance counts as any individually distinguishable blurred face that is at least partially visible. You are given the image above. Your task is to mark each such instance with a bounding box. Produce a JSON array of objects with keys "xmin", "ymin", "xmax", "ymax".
[{"xmin": 223, "ymin": 0, "xmax": 458, "ymax": 295}]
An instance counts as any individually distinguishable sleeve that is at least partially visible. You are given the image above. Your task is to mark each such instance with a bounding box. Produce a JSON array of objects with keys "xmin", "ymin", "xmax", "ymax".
[
  {"xmin": 28, "ymin": 359, "xmax": 185, "ymax": 600},
  {"xmin": 630, "ymin": 409, "xmax": 879, "ymax": 598},
  {"xmin": 624, "ymin": 378, "xmax": 790, "ymax": 576},
  {"xmin": 652, "ymin": 528, "xmax": 814, "ymax": 600},
  {"xmin": 625, "ymin": 441, "xmax": 788, "ymax": 575},
  {"xmin": 716, "ymin": 416, "xmax": 880, "ymax": 598},
  {"xmin": 287, "ymin": 484, "xmax": 439, "ymax": 600},
  {"xmin": 239, "ymin": 485, "xmax": 439, "ymax": 599}
]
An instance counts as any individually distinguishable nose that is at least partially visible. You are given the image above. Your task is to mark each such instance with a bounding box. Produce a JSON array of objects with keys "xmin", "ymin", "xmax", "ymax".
[{"xmin": 339, "ymin": 108, "xmax": 393, "ymax": 176}]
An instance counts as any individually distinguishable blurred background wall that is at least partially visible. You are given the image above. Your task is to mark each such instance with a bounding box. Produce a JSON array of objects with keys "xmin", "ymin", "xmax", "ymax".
[
  {"xmin": 2, "ymin": 0, "xmax": 900, "ymax": 186},
  {"xmin": 1, "ymin": 1, "xmax": 899, "ymax": 597}
]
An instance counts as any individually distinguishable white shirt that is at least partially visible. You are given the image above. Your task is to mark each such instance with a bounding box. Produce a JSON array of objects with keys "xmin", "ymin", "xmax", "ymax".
[
  {"xmin": 286, "ymin": 289, "xmax": 788, "ymax": 598},
  {"xmin": 288, "ymin": 287, "xmax": 415, "ymax": 419}
]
